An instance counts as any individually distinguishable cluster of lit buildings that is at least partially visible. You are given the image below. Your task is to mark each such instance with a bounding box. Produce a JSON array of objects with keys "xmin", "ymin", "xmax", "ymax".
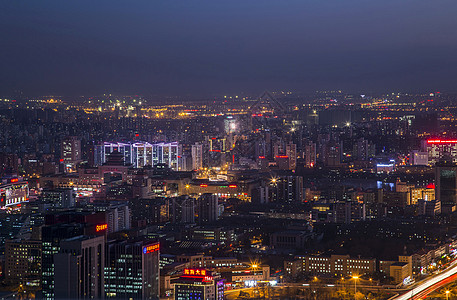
[{"xmin": 93, "ymin": 142, "xmax": 182, "ymax": 170}]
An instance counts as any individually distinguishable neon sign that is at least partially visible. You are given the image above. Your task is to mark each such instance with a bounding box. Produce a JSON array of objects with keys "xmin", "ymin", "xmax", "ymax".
[
  {"xmin": 96, "ymin": 224, "xmax": 108, "ymax": 232},
  {"xmin": 183, "ymin": 269, "xmax": 213, "ymax": 282},
  {"xmin": 184, "ymin": 269, "xmax": 207, "ymax": 276},
  {"xmin": 200, "ymin": 184, "xmax": 208, "ymax": 187},
  {"xmin": 228, "ymin": 185, "xmax": 237, "ymax": 188},
  {"xmin": 427, "ymin": 139, "xmax": 457, "ymax": 144},
  {"xmin": 143, "ymin": 243, "xmax": 159, "ymax": 254},
  {"xmin": 10, "ymin": 178, "xmax": 18, "ymax": 183}
]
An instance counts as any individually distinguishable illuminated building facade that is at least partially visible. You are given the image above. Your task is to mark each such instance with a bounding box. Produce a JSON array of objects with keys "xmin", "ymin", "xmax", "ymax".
[
  {"xmin": 94, "ymin": 142, "xmax": 182, "ymax": 170},
  {"xmin": 172, "ymin": 269, "xmax": 224, "ymax": 300},
  {"xmin": 298, "ymin": 255, "xmax": 376, "ymax": 276},
  {"xmin": 0, "ymin": 177, "xmax": 29, "ymax": 208},
  {"xmin": 422, "ymin": 139, "xmax": 457, "ymax": 165},
  {"xmin": 105, "ymin": 240, "xmax": 160, "ymax": 300},
  {"xmin": 61, "ymin": 136, "xmax": 81, "ymax": 173},
  {"xmin": 4, "ymin": 240, "xmax": 41, "ymax": 284},
  {"xmin": 191, "ymin": 143, "xmax": 203, "ymax": 170},
  {"xmin": 41, "ymin": 224, "xmax": 85, "ymax": 300}
]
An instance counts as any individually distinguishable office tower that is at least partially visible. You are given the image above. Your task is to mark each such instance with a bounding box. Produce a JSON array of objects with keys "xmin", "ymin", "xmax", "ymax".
[
  {"xmin": 61, "ymin": 136, "xmax": 81, "ymax": 172},
  {"xmin": 274, "ymin": 142, "xmax": 297, "ymax": 170},
  {"xmin": 273, "ymin": 175, "xmax": 304, "ymax": 203},
  {"xmin": 105, "ymin": 240, "xmax": 160, "ymax": 300},
  {"xmin": 54, "ymin": 235, "xmax": 105, "ymax": 299},
  {"xmin": 191, "ymin": 143, "xmax": 203, "ymax": 170},
  {"xmin": 4, "ymin": 240, "xmax": 41, "ymax": 285},
  {"xmin": 304, "ymin": 141, "xmax": 316, "ymax": 167},
  {"xmin": 285, "ymin": 142, "xmax": 297, "ymax": 169},
  {"xmin": 354, "ymin": 138, "xmax": 373, "ymax": 161},
  {"xmin": 172, "ymin": 268, "xmax": 224, "ymax": 300},
  {"xmin": 435, "ymin": 163, "xmax": 457, "ymax": 214},
  {"xmin": 170, "ymin": 196, "xmax": 196, "ymax": 224},
  {"xmin": 197, "ymin": 193, "xmax": 219, "ymax": 224},
  {"xmin": 324, "ymin": 141, "xmax": 342, "ymax": 167},
  {"xmin": 105, "ymin": 204, "xmax": 131, "ymax": 233},
  {"xmin": 41, "ymin": 224, "xmax": 85, "ymax": 300},
  {"xmin": 42, "ymin": 188, "xmax": 76, "ymax": 209}
]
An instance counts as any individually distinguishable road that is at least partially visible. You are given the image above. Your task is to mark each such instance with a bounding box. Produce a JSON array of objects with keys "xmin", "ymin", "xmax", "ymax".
[{"xmin": 392, "ymin": 261, "xmax": 457, "ymax": 300}]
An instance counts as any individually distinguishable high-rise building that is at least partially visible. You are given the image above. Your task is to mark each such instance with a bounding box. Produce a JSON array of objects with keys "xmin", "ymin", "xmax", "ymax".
[
  {"xmin": 130, "ymin": 198, "xmax": 169, "ymax": 226},
  {"xmin": 285, "ymin": 142, "xmax": 297, "ymax": 170},
  {"xmin": 324, "ymin": 141, "xmax": 341, "ymax": 167},
  {"xmin": 271, "ymin": 175, "xmax": 304, "ymax": 203},
  {"xmin": 61, "ymin": 136, "xmax": 81, "ymax": 172},
  {"xmin": 41, "ymin": 224, "xmax": 85, "ymax": 300},
  {"xmin": 54, "ymin": 235, "xmax": 105, "ymax": 299},
  {"xmin": 304, "ymin": 141, "xmax": 316, "ymax": 168},
  {"xmin": 42, "ymin": 188, "xmax": 76, "ymax": 209},
  {"xmin": 191, "ymin": 143, "xmax": 203, "ymax": 170},
  {"xmin": 172, "ymin": 268, "xmax": 224, "ymax": 300},
  {"xmin": 105, "ymin": 204, "xmax": 131, "ymax": 233},
  {"xmin": 435, "ymin": 164, "xmax": 457, "ymax": 214},
  {"xmin": 170, "ymin": 196, "xmax": 195, "ymax": 224},
  {"xmin": 4, "ymin": 240, "xmax": 41, "ymax": 285},
  {"xmin": 274, "ymin": 142, "xmax": 297, "ymax": 170},
  {"xmin": 105, "ymin": 240, "xmax": 160, "ymax": 300},
  {"xmin": 197, "ymin": 194, "xmax": 219, "ymax": 224}
]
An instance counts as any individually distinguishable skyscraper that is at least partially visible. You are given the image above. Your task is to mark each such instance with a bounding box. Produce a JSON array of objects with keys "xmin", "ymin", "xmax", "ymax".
[
  {"xmin": 41, "ymin": 224, "xmax": 85, "ymax": 300},
  {"xmin": 197, "ymin": 193, "xmax": 219, "ymax": 224},
  {"xmin": 54, "ymin": 235, "xmax": 105, "ymax": 299},
  {"xmin": 435, "ymin": 163, "xmax": 457, "ymax": 214},
  {"xmin": 191, "ymin": 143, "xmax": 203, "ymax": 170},
  {"xmin": 105, "ymin": 240, "xmax": 160, "ymax": 300},
  {"xmin": 61, "ymin": 136, "xmax": 81, "ymax": 172}
]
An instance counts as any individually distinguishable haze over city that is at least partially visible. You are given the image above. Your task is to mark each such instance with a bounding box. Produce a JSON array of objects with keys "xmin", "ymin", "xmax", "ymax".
[{"xmin": 1, "ymin": 0, "xmax": 457, "ymax": 97}]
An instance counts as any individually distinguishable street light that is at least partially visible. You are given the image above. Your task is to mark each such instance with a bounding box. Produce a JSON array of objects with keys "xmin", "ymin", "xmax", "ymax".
[
  {"xmin": 352, "ymin": 276, "xmax": 359, "ymax": 299},
  {"xmin": 446, "ymin": 290, "xmax": 450, "ymax": 300}
]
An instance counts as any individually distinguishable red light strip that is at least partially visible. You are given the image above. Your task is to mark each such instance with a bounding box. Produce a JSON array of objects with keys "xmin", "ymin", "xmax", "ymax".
[{"xmin": 427, "ymin": 139, "xmax": 457, "ymax": 144}]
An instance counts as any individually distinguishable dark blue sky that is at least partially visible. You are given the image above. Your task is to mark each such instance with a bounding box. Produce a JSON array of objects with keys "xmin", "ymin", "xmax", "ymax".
[{"xmin": 1, "ymin": 0, "xmax": 457, "ymax": 97}]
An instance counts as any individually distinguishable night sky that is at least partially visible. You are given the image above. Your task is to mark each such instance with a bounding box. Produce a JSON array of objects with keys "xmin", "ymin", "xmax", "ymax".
[{"xmin": 1, "ymin": 0, "xmax": 457, "ymax": 97}]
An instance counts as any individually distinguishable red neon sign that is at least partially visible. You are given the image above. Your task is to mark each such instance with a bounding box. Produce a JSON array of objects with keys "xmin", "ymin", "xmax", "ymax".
[
  {"xmin": 96, "ymin": 224, "xmax": 108, "ymax": 232},
  {"xmin": 200, "ymin": 184, "xmax": 208, "ymax": 187},
  {"xmin": 427, "ymin": 139, "xmax": 457, "ymax": 144},
  {"xmin": 258, "ymin": 156, "xmax": 265, "ymax": 159},
  {"xmin": 143, "ymin": 243, "xmax": 159, "ymax": 254},
  {"xmin": 183, "ymin": 269, "xmax": 212, "ymax": 281},
  {"xmin": 10, "ymin": 178, "xmax": 18, "ymax": 183},
  {"xmin": 229, "ymin": 185, "xmax": 237, "ymax": 188},
  {"xmin": 276, "ymin": 155, "xmax": 288, "ymax": 158}
]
